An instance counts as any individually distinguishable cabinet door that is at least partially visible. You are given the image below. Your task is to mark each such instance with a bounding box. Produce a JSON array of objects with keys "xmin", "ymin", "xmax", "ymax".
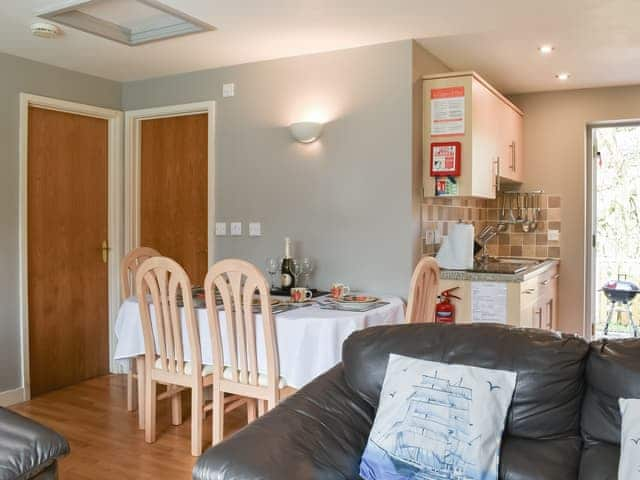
[
  {"xmin": 471, "ymin": 78, "xmax": 499, "ymax": 198},
  {"xmin": 499, "ymin": 105, "xmax": 524, "ymax": 183},
  {"xmin": 532, "ymin": 301, "xmax": 544, "ymax": 329}
]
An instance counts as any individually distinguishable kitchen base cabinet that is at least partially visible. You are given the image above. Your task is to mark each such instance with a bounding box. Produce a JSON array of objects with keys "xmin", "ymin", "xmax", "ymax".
[{"xmin": 438, "ymin": 262, "xmax": 559, "ymax": 329}]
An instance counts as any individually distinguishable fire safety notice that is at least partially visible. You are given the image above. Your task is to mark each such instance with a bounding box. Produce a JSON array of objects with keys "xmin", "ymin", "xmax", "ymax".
[{"xmin": 430, "ymin": 86, "xmax": 465, "ymax": 136}]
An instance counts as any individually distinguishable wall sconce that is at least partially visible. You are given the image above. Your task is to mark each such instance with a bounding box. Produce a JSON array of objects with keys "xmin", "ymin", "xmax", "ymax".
[{"xmin": 289, "ymin": 121, "xmax": 323, "ymax": 143}]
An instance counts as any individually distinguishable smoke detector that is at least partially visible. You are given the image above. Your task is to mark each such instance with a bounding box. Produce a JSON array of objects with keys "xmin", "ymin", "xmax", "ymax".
[{"xmin": 31, "ymin": 22, "xmax": 61, "ymax": 38}]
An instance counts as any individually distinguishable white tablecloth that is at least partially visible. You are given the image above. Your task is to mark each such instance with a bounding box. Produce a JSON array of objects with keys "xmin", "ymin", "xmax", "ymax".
[{"xmin": 114, "ymin": 296, "xmax": 405, "ymax": 389}]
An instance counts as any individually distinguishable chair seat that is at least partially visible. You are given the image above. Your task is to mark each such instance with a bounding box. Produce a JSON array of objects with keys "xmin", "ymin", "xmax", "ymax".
[
  {"xmin": 222, "ymin": 367, "xmax": 287, "ymax": 388},
  {"xmin": 154, "ymin": 358, "xmax": 214, "ymax": 376}
]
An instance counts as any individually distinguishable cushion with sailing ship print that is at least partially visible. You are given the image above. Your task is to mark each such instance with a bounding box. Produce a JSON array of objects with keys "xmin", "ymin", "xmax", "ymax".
[
  {"xmin": 359, "ymin": 354, "xmax": 517, "ymax": 480},
  {"xmin": 618, "ymin": 398, "xmax": 640, "ymax": 479}
]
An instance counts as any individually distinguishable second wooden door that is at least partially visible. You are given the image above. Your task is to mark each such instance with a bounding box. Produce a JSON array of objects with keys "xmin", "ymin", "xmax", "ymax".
[{"xmin": 140, "ymin": 113, "xmax": 208, "ymax": 285}]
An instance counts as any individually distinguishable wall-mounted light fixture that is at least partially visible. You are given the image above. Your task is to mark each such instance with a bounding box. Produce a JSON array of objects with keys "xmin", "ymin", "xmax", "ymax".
[{"xmin": 289, "ymin": 121, "xmax": 323, "ymax": 143}]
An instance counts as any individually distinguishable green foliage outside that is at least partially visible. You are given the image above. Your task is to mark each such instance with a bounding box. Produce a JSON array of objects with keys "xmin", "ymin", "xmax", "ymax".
[{"xmin": 595, "ymin": 126, "xmax": 640, "ymax": 336}]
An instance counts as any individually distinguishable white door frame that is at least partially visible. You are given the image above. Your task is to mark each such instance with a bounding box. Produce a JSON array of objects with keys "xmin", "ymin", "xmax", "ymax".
[
  {"xmin": 18, "ymin": 93, "xmax": 124, "ymax": 402},
  {"xmin": 585, "ymin": 120, "xmax": 640, "ymax": 339},
  {"xmin": 124, "ymin": 101, "xmax": 216, "ymax": 280}
]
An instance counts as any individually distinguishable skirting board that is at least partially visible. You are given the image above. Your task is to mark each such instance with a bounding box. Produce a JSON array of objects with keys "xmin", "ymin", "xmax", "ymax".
[{"xmin": 0, "ymin": 387, "xmax": 26, "ymax": 407}]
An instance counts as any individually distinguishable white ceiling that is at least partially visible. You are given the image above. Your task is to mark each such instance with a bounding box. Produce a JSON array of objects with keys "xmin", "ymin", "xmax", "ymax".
[{"xmin": 1, "ymin": 0, "xmax": 639, "ymax": 93}]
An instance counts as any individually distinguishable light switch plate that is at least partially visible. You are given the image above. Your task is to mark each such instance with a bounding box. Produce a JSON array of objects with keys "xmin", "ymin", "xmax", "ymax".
[
  {"xmin": 222, "ymin": 83, "xmax": 235, "ymax": 97},
  {"xmin": 249, "ymin": 222, "xmax": 261, "ymax": 237},
  {"xmin": 230, "ymin": 222, "xmax": 242, "ymax": 236},
  {"xmin": 215, "ymin": 222, "xmax": 227, "ymax": 236},
  {"xmin": 548, "ymin": 229, "xmax": 560, "ymax": 241}
]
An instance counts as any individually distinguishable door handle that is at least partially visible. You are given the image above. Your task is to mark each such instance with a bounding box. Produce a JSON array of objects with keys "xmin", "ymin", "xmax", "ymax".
[{"xmin": 101, "ymin": 240, "xmax": 111, "ymax": 264}]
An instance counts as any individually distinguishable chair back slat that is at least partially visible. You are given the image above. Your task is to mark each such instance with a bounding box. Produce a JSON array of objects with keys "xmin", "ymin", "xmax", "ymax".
[
  {"xmin": 204, "ymin": 259, "xmax": 279, "ymax": 388},
  {"xmin": 228, "ymin": 270, "xmax": 248, "ymax": 383},
  {"xmin": 136, "ymin": 257, "xmax": 201, "ymax": 376},
  {"xmin": 406, "ymin": 256, "xmax": 440, "ymax": 324},
  {"xmin": 120, "ymin": 247, "xmax": 161, "ymax": 301},
  {"xmin": 242, "ymin": 277, "xmax": 259, "ymax": 386}
]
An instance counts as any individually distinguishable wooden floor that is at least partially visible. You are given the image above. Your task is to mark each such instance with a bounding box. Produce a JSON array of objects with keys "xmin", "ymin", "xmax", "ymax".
[{"xmin": 11, "ymin": 375, "xmax": 248, "ymax": 480}]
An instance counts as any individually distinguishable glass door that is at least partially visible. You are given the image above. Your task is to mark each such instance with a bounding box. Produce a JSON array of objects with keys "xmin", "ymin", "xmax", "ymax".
[{"xmin": 589, "ymin": 124, "xmax": 640, "ymax": 338}]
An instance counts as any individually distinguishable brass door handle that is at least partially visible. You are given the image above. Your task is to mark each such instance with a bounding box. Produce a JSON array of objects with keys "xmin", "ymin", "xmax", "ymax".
[{"xmin": 101, "ymin": 240, "xmax": 111, "ymax": 264}]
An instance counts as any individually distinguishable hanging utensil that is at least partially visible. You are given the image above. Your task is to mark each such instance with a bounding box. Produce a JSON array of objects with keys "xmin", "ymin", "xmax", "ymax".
[
  {"xmin": 515, "ymin": 193, "xmax": 524, "ymax": 223},
  {"xmin": 530, "ymin": 193, "xmax": 538, "ymax": 231},
  {"xmin": 522, "ymin": 194, "xmax": 530, "ymax": 232},
  {"xmin": 508, "ymin": 194, "xmax": 516, "ymax": 224}
]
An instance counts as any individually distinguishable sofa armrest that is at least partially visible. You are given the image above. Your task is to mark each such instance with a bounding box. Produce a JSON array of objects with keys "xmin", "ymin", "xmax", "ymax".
[
  {"xmin": 0, "ymin": 408, "xmax": 69, "ymax": 480},
  {"xmin": 193, "ymin": 364, "xmax": 374, "ymax": 480}
]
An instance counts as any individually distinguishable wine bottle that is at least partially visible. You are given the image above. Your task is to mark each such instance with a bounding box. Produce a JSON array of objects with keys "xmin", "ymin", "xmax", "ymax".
[{"xmin": 281, "ymin": 237, "xmax": 294, "ymax": 292}]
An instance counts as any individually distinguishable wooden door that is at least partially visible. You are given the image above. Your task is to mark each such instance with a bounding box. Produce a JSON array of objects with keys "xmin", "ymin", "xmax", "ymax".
[
  {"xmin": 140, "ymin": 113, "xmax": 208, "ymax": 285},
  {"xmin": 28, "ymin": 107, "xmax": 109, "ymax": 396}
]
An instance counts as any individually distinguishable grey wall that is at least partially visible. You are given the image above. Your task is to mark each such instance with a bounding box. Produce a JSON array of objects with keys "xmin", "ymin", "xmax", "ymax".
[
  {"xmin": 0, "ymin": 41, "xmax": 448, "ymax": 395},
  {"xmin": 0, "ymin": 52, "xmax": 121, "ymax": 392},
  {"xmin": 123, "ymin": 40, "xmax": 446, "ymax": 299},
  {"xmin": 411, "ymin": 42, "xmax": 450, "ymax": 264}
]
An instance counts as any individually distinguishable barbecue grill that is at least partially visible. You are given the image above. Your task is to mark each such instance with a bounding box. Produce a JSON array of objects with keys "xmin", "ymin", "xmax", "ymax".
[{"xmin": 601, "ymin": 276, "xmax": 640, "ymax": 337}]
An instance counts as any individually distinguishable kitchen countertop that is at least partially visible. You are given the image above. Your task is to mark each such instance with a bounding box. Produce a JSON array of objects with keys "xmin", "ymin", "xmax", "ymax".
[{"xmin": 440, "ymin": 258, "xmax": 559, "ymax": 283}]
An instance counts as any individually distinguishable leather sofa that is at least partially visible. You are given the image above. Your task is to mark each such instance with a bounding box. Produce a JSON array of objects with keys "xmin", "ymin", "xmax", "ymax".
[
  {"xmin": 0, "ymin": 408, "xmax": 69, "ymax": 480},
  {"xmin": 193, "ymin": 323, "xmax": 635, "ymax": 480}
]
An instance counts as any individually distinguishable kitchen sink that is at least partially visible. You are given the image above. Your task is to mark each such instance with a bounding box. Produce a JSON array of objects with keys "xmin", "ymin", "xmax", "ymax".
[
  {"xmin": 492, "ymin": 257, "xmax": 544, "ymax": 265},
  {"xmin": 469, "ymin": 257, "xmax": 546, "ymax": 274}
]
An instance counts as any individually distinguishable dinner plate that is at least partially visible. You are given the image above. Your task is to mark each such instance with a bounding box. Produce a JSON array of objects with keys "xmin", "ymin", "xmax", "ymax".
[{"xmin": 336, "ymin": 295, "xmax": 380, "ymax": 305}]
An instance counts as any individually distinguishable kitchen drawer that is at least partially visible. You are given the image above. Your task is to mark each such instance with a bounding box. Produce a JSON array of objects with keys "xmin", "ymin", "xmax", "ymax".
[
  {"xmin": 520, "ymin": 277, "xmax": 539, "ymax": 305},
  {"xmin": 537, "ymin": 266, "xmax": 559, "ymax": 299}
]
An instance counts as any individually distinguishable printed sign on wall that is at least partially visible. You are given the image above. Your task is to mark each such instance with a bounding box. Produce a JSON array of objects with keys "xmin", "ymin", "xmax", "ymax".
[{"xmin": 431, "ymin": 86, "xmax": 465, "ymax": 136}]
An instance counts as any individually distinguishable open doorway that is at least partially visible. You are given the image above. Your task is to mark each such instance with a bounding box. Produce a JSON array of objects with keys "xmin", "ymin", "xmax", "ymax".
[{"xmin": 589, "ymin": 124, "xmax": 640, "ymax": 338}]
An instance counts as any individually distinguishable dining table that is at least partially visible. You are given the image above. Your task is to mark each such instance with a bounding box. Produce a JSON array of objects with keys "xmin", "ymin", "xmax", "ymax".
[{"xmin": 113, "ymin": 294, "xmax": 406, "ymax": 389}]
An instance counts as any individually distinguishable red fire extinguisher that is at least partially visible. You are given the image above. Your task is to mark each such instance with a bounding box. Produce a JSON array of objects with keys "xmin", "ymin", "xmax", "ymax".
[{"xmin": 435, "ymin": 287, "xmax": 461, "ymax": 324}]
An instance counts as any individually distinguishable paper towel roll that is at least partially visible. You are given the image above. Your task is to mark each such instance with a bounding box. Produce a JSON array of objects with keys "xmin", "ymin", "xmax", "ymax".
[{"xmin": 435, "ymin": 222, "xmax": 475, "ymax": 270}]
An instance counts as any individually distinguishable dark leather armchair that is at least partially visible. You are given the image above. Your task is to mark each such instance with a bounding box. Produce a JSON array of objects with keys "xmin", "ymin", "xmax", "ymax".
[
  {"xmin": 0, "ymin": 408, "xmax": 69, "ymax": 480},
  {"xmin": 194, "ymin": 323, "xmax": 598, "ymax": 480}
]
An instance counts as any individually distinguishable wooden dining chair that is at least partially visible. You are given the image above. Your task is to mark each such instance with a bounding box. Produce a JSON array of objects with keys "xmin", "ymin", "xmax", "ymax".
[
  {"xmin": 135, "ymin": 256, "xmax": 211, "ymax": 456},
  {"xmin": 120, "ymin": 246, "xmax": 160, "ymax": 427},
  {"xmin": 204, "ymin": 259, "xmax": 287, "ymax": 445},
  {"xmin": 406, "ymin": 256, "xmax": 440, "ymax": 323}
]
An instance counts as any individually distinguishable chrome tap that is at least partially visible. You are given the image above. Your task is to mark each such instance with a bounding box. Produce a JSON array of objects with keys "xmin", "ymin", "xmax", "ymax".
[{"xmin": 476, "ymin": 223, "xmax": 506, "ymax": 263}]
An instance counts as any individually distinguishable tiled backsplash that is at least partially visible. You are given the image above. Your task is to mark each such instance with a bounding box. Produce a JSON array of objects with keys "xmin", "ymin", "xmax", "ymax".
[{"xmin": 422, "ymin": 194, "xmax": 562, "ymax": 259}]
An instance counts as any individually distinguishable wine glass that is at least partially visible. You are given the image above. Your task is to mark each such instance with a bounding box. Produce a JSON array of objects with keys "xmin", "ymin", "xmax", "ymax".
[
  {"xmin": 302, "ymin": 258, "xmax": 314, "ymax": 288},
  {"xmin": 265, "ymin": 257, "xmax": 279, "ymax": 290},
  {"xmin": 291, "ymin": 259, "xmax": 304, "ymax": 287}
]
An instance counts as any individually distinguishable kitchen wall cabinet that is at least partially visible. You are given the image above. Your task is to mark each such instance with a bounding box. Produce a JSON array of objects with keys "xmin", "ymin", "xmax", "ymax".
[
  {"xmin": 423, "ymin": 71, "xmax": 524, "ymax": 198},
  {"xmin": 437, "ymin": 262, "xmax": 558, "ymax": 329}
]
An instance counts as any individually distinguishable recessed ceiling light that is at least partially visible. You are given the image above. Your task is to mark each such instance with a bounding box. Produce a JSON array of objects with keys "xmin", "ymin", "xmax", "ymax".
[
  {"xmin": 538, "ymin": 45, "xmax": 554, "ymax": 54},
  {"xmin": 31, "ymin": 22, "xmax": 61, "ymax": 38},
  {"xmin": 555, "ymin": 72, "xmax": 571, "ymax": 80}
]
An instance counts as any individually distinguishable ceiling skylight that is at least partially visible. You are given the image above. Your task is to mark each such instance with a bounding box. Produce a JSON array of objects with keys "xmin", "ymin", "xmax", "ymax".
[{"xmin": 38, "ymin": 0, "xmax": 215, "ymax": 46}]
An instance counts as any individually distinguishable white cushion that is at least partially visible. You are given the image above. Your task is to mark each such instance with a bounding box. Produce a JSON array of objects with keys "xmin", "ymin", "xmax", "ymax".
[
  {"xmin": 154, "ymin": 358, "xmax": 214, "ymax": 376},
  {"xmin": 222, "ymin": 367, "xmax": 287, "ymax": 389},
  {"xmin": 618, "ymin": 398, "xmax": 640, "ymax": 480},
  {"xmin": 359, "ymin": 353, "xmax": 516, "ymax": 480}
]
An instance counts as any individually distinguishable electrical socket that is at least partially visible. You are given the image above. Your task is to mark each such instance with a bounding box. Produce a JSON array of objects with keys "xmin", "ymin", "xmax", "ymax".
[
  {"xmin": 215, "ymin": 222, "xmax": 227, "ymax": 236},
  {"xmin": 230, "ymin": 222, "xmax": 242, "ymax": 236}
]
